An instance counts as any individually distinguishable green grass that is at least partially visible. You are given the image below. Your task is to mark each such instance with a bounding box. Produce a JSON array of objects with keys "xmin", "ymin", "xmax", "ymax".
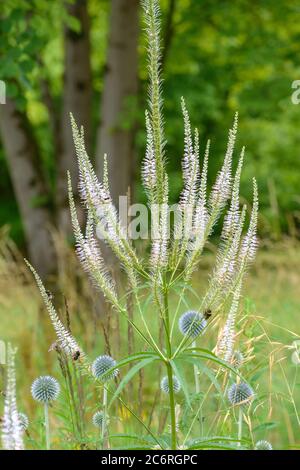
[{"xmin": 0, "ymin": 238, "xmax": 299, "ymax": 449}]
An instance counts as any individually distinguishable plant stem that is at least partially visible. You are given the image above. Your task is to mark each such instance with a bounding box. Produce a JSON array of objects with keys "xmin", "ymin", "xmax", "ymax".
[
  {"xmin": 163, "ymin": 285, "xmax": 177, "ymax": 450},
  {"xmin": 238, "ymin": 407, "xmax": 243, "ymax": 446},
  {"xmin": 166, "ymin": 361, "xmax": 177, "ymax": 450},
  {"xmin": 192, "ymin": 340, "xmax": 200, "ymax": 394},
  {"xmin": 192, "ymin": 340, "xmax": 203, "ymax": 436},
  {"xmin": 44, "ymin": 403, "xmax": 50, "ymax": 450},
  {"xmin": 102, "ymin": 387, "xmax": 108, "ymax": 449}
]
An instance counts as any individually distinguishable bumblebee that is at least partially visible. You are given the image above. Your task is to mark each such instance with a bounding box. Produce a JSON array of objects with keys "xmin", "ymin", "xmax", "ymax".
[
  {"xmin": 204, "ymin": 309, "xmax": 212, "ymax": 320},
  {"xmin": 72, "ymin": 350, "xmax": 81, "ymax": 361}
]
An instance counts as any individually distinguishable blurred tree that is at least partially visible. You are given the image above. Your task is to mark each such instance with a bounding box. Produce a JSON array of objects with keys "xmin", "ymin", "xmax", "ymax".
[
  {"xmin": 95, "ymin": 0, "xmax": 139, "ymax": 204},
  {"xmin": 0, "ymin": 1, "xmax": 59, "ymax": 277},
  {"xmin": 1, "ymin": 0, "xmax": 300, "ymax": 274},
  {"xmin": 56, "ymin": 0, "xmax": 92, "ymax": 235},
  {"xmin": 0, "ymin": 98, "xmax": 56, "ymax": 277},
  {"xmin": 0, "ymin": 0, "xmax": 92, "ymax": 274}
]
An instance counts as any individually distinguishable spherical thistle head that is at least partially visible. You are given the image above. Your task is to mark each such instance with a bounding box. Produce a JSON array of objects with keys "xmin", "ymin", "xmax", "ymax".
[
  {"xmin": 179, "ymin": 311, "xmax": 207, "ymax": 339},
  {"xmin": 228, "ymin": 382, "xmax": 254, "ymax": 406},
  {"xmin": 160, "ymin": 375, "xmax": 181, "ymax": 394},
  {"xmin": 92, "ymin": 411, "xmax": 104, "ymax": 429},
  {"xmin": 92, "ymin": 355, "xmax": 118, "ymax": 382},
  {"xmin": 31, "ymin": 376, "xmax": 60, "ymax": 403},
  {"xmin": 18, "ymin": 412, "xmax": 29, "ymax": 431},
  {"xmin": 255, "ymin": 440, "xmax": 273, "ymax": 450},
  {"xmin": 231, "ymin": 350, "xmax": 244, "ymax": 369}
]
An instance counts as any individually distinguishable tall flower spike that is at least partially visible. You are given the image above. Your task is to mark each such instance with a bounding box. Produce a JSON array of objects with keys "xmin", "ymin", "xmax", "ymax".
[
  {"xmin": 68, "ymin": 174, "xmax": 119, "ymax": 308},
  {"xmin": 1, "ymin": 344, "xmax": 24, "ymax": 450},
  {"xmin": 184, "ymin": 140, "xmax": 210, "ymax": 279},
  {"xmin": 142, "ymin": 111, "xmax": 157, "ymax": 200},
  {"xmin": 181, "ymin": 98, "xmax": 199, "ymax": 190},
  {"xmin": 25, "ymin": 260, "xmax": 83, "ymax": 358},
  {"xmin": 222, "ymin": 147, "xmax": 244, "ymax": 241},
  {"xmin": 150, "ymin": 175, "xmax": 169, "ymax": 270},
  {"xmin": 174, "ymin": 99, "xmax": 200, "ymax": 263},
  {"xmin": 143, "ymin": 0, "xmax": 167, "ymax": 207},
  {"xmin": 215, "ymin": 283, "xmax": 242, "ymax": 363},
  {"xmin": 70, "ymin": 116, "xmax": 140, "ymax": 275},
  {"xmin": 204, "ymin": 206, "xmax": 246, "ymax": 310},
  {"xmin": 143, "ymin": 0, "xmax": 169, "ymax": 273},
  {"xmin": 209, "ymin": 113, "xmax": 238, "ymax": 214},
  {"xmin": 238, "ymin": 178, "xmax": 259, "ymax": 268}
]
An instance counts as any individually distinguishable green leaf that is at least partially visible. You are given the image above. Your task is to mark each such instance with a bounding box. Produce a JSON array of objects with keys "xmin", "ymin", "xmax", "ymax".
[
  {"xmin": 253, "ymin": 422, "xmax": 278, "ymax": 432},
  {"xmin": 109, "ymin": 433, "xmax": 159, "ymax": 447},
  {"xmin": 186, "ymin": 436, "xmax": 250, "ymax": 450},
  {"xmin": 170, "ymin": 359, "xmax": 191, "ymax": 408},
  {"xmin": 108, "ymin": 356, "xmax": 158, "ymax": 409},
  {"xmin": 180, "ymin": 348, "xmax": 242, "ymax": 377},
  {"xmin": 178, "ymin": 355, "xmax": 226, "ymax": 406}
]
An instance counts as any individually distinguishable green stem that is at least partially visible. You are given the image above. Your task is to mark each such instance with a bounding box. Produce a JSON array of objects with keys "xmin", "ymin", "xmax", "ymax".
[
  {"xmin": 192, "ymin": 340, "xmax": 203, "ymax": 436},
  {"xmin": 166, "ymin": 362, "xmax": 177, "ymax": 450},
  {"xmin": 163, "ymin": 284, "xmax": 177, "ymax": 450},
  {"xmin": 102, "ymin": 387, "xmax": 108, "ymax": 449},
  {"xmin": 238, "ymin": 407, "xmax": 243, "ymax": 446},
  {"xmin": 192, "ymin": 340, "xmax": 200, "ymax": 395},
  {"xmin": 44, "ymin": 403, "xmax": 50, "ymax": 450}
]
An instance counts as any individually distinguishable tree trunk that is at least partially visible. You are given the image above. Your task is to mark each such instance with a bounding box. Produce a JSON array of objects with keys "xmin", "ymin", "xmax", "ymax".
[
  {"xmin": 56, "ymin": 0, "xmax": 92, "ymax": 235},
  {"xmin": 96, "ymin": 0, "xmax": 139, "ymax": 205},
  {"xmin": 0, "ymin": 98, "xmax": 56, "ymax": 278}
]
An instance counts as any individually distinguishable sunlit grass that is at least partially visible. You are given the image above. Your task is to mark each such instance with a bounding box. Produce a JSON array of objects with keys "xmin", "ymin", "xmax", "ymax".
[{"xmin": 0, "ymin": 236, "xmax": 299, "ymax": 449}]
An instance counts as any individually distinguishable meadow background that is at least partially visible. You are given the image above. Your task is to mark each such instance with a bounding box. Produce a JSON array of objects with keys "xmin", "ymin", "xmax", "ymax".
[{"xmin": 0, "ymin": 0, "xmax": 299, "ymax": 449}]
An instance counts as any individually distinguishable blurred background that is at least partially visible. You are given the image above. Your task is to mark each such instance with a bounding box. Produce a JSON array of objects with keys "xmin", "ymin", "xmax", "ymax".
[
  {"xmin": 1, "ymin": 0, "xmax": 300, "ymax": 276},
  {"xmin": 0, "ymin": 0, "xmax": 299, "ymax": 449}
]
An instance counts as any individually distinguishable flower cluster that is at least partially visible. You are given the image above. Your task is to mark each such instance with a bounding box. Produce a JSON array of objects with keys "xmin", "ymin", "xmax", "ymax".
[
  {"xmin": 1, "ymin": 344, "xmax": 24, "ymax": 450},
  {"xmin": 31, "ymin": 376, "xmax": 60, "ymax": 403}
]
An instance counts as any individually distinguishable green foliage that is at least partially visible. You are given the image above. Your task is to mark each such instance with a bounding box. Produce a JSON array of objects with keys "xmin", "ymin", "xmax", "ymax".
[
  {"xmin": 1, "ymin": 0, "xmax": 300, "ymax": 240},
  {"xmin": 0, "ymin": 0, "xmax": 299, "ymax": 452}
]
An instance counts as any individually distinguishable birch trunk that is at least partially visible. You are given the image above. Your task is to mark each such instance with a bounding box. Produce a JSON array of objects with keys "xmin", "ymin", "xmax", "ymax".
[
  {"xmin": 56, "ymin": 0, "xmax": 92, "ymax": 234},
  {"xmin": 0, "ymin": 98, "xmax": 56, "ymax": 277},
  {"xmin": 96, "ymin": 0, "xmax": 139, "ymax": 205}
]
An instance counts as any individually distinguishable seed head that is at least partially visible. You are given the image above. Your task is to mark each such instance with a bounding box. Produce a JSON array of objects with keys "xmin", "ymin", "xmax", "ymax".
[
  {"xmin": 91, "ymin": 355, "xmax": 118, "ymax": 382},
  {"xmin": 160, "ymin": 375, "xmax": 181, "ymax": 394},
  {"xmin": 92, "ymin": 411, "xmax": 104, "ymax": 429},
  {"xmin": 31, "ymin": 376, "xmax": 60, "ymax": 403},
  {"xmin": 255, "ymin": 440, "xmax": 272, "ymax": 450},
  {"xmin": 18, "ymin": 413, "xmax": 29, "ymax": 432},
  {"xmin": 228, "ymin": 382, "xmax": 254, "ymax": 406},
  {"xmin": 179, "ymin": 311, "xmax": 207, "ymax": 339}
]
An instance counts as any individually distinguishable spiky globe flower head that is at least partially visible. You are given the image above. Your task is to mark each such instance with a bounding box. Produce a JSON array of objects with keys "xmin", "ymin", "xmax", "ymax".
[
  {"xmin": 228, "ymin": 382, "xmax": 254, "ymax": 406},
  {"xmin": 231, "ymin": 350, "xmax": 244, "ymax": 369},
  {"xmin": 18, "ymin": 412, "xmax": 29, "ymax": 432},
  {"xmin": 160, "ymin": 375, "xmax": 181, "ymax": 394},
  {"xmin": 92, "ymin": 411, "xmax": 104, "ymax": 429},
  {"xmin": 91, "ymin": 355, "xmax": 118, "ymax": 382},
  {"xmin": 255, "ymin": 440, "xmax": 273, "ymax": 450},
  {"xmin": 31, "ymin": 376, "xmax": 60, "ymax": 403},
  {"xmin": 178, "ymin": 311, "xmax": 207, "ymax": 339}
]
